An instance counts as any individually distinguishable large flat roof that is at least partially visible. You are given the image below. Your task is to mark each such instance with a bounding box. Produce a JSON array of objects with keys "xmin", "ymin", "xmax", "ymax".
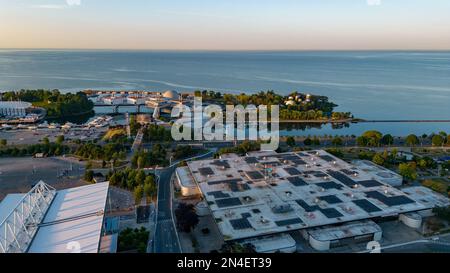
[
  {"xmin": 185, "ymin": 150, "xmax": 450, "ymax": 241},
  {"xmin": 0, "ymin": 194, "xmax": 25, "ymax": 224},
  {"xmin": 27, "ymin": 182, "xmax": 109, "ymax": 253}
]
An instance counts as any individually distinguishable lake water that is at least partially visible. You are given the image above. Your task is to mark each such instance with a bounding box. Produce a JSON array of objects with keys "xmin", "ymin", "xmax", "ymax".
[{"xmin": 0, "ymin": 50, "xmax": 449, "ymax": 135}]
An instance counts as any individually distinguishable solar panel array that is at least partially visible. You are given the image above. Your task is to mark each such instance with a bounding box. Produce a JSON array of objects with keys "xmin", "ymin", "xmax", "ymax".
[
  {"xmin": 230, "ymin": 218, "xmax": 252, "ymax": 230},
  {"xmin": 318, "ymin": 195, "xmax": 343, "ymax": 204},
  {"xmin": 215, "ymin": 197, "xmax": 242, "ymax": 208},
  {"xmin": 245, "ymin": 157, "xmax": 259, "ymax": 164},
  {"xmin": 211, "ymin": 160, "xmax": 231, "ymax": 169},
  {"xmin": 320, "ymin": 155, "xmax": 336, "ymax": 162},
  {"xmin": 316, "ymin": 181, "xmax": 343, "ymax": 190},
  {"xmin": 287, "ymin": 176, "xmax": 308, "ymax": 186},
  {"xmin": 284, "ymin": 167, "xmax": 302, "ymax": 176},
  {"xmin": 295, "ymin": 199, "xmax": 319, "ymax": 212},
  {"xmin": 327, "ymin": 170, "xmax": 358, "ymax": 188},
  {"xmin": 365, "ymin": 191, "xmax": 415, "ymax": 207},
  {"xmin": 246, "ymin": 171, "xmax": 264, "ymax": 180},
  {"xmin": 353, "ymin": 199, "xmax": 382, "ymax": 213},
  {"xmin": 208, "ymin": 191, "xmax": 230, "ymax": 199},
  {"xmin": 199, "ymin": 167, "xmax": 214, "ymax": 176},
  {"xmin": 358, "ymin": 180, "xmax": 383, "ymax": 188},
  {"xmin": 320, "ymin": 208, "xmax": 343, "ymax": 218},
  {"xmin": 207, "ymin": 178, "xmax": 242, "ymax": 185},
  {"xmin": 275, "ymin": 218, "xmax": 303, "ymax": 227}
]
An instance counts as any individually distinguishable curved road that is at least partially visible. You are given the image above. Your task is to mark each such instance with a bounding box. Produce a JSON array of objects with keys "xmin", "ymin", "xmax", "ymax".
[
  {"xmin": 152, "ymin": 151, "xmax": 214, "ymax": 253},
  {"xmin": 153, "ymin": 165, "xmax": 181, "ymax": 253}
]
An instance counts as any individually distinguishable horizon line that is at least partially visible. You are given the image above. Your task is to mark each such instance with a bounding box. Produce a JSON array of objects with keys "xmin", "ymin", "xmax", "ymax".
[{"xmin": 1, "ymin": 48, "xmax": 450, "ymax": 52}]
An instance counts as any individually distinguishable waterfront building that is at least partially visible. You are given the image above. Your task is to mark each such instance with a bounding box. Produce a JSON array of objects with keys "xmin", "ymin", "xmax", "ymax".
[
  {"xmin": 0, "ymin": 101, "xmax": 32, "ymax": 117},
  {"xmin": 0, "ymin": 181, "xmax": 114, "ymax": 253}
]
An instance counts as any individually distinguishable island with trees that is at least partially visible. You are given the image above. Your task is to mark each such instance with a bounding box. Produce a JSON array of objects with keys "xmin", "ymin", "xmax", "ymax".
[{"xmin": 194, "ymin": 90, "xmax": 354, "ymax": 122}]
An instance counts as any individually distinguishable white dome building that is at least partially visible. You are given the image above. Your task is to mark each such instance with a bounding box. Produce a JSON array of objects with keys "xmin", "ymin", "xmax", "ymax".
[
  {"xmin": 162, "ymin": 90, "xmax": 180, "ymax": 100},
  {"xmin": 0, "ymin": 101, "xmax": 32, "ymax": 117}
]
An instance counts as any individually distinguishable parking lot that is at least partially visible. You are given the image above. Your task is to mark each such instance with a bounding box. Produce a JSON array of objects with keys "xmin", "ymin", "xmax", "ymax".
[
  {"xmin": 0, "ymin": 128, "xmax": 106, "ymax": 145},
  {"xmin": 0, "ymin": 156, "xmax": 87, "ymax": 200}
]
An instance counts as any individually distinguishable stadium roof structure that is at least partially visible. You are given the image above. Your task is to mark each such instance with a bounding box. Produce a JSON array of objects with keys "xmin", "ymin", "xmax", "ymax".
[
  {"xmin": 0, "ymin": 181, "xmax": 109, "ymax": 253},
  {"xmin": 184, "ymin": 150, "xmax": 450, "ymax": 241}
]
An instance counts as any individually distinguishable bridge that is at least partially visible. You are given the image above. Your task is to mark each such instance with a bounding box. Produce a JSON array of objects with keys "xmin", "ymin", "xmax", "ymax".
[
  {"xmin": 131, "ymin": 128, "xmax": 144, "ymax": 152},
  {"xmin": 93, "ymin": 103, "xmax": 147, "ymax": 114},
  {"xmin": 83, "ymin": 89, "xmax": 160, "ymax": 96}
]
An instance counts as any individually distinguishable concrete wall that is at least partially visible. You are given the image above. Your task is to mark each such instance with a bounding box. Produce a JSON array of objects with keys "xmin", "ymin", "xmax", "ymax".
[
  {"xmin": 309, "ymin": 236, "xmax": 330, "ymax": 251},
  {"xmin": 399, "ymin": 213, "xmax": 422, "ymax": 229}
]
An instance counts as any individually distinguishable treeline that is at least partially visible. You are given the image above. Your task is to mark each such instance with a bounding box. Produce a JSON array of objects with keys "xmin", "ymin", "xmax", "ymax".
[
  {"xmin": 196, "ymin": 90, "xmax": 284, "ymax": 106},
  {"xmin": 74, "ymin": 142, "xmax": 127, "ymax": 161},
  {"xmin": 194, "ymin": 90, "xmax": 351, "ymax": 121},
  {"xmin": 216, "ymin": 141, "xmax": 260, "ymax": 157},
  {"xmin": 107, "ymin": 168, "xmax": 157, "ymax": 204},
  {"xmin": 173, "ymin": 145, "xmax": 197, "ymax": 160},
  {"xmin": 118, "ymin": 227, "xmax": 149, "ymax": 253},
  {"xmin": 131, "ymin": 144, "xmax": 169, "ymax": 168},
  {"xmin": 129, "ymin": 115, "xmax": 172, "ymax": 141},
  {"xmin": 356, "ymin": 131, "xmax": 450, "ymax": 147},
  {"xmin": 0, "ymin": 142, "xmax": 70, "ymax": 157},
  {"xmin": 2, "ymin": 89, "xmax": 94, "ymax": 119}
]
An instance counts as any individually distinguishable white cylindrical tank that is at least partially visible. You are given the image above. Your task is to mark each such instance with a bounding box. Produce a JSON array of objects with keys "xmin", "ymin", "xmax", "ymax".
[
  {"xmin": 399, "ymin": 213, "xmax": 422, "ymax": 229},
  {"xmin": 195, "ymin": 201, "xmax": 211, "ymax": 216},
  {"xmin": 308, "ymin": 236, "xmax": 331, "ymax": 251}
]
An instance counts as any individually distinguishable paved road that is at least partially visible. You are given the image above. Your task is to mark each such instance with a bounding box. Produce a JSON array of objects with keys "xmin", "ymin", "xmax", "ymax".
[
  {"xmin": 152, "ymin": 165, "xmax": 180, "ymax": 253},
  {"xmin": 359, "ymin": 234, "xmax": 450, "ymax": 253},
  {"xmin": 151, "ymin": 151, "xmax": 214, "ymax": 253}
]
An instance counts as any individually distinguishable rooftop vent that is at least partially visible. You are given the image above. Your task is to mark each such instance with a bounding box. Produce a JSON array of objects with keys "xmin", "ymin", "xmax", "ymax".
[{"xmin": 272, "ymin": 204, "xmax": 293, "ymax": 214}]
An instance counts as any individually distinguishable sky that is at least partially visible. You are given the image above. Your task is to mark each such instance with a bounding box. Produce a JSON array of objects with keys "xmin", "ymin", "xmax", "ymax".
[{"xmin": 1, "ymin": 0, "xmax": 450, "ymax": 50}]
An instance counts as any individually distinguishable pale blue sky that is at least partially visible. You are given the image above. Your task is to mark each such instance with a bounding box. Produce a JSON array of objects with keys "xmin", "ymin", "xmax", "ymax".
[{"xmin": 1, "ymin": 0, "xmax": 450, "ymax": 50}]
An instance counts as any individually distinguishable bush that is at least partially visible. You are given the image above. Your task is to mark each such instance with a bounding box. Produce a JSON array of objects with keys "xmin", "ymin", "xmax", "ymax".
[{"xmin": 117, "ymin": 227, "xmax": 149, "ymax": 253}]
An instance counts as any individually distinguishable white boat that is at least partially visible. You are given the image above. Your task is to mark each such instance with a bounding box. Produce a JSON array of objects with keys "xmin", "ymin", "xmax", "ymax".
[
  {"xmin": 48, "ymin": 123, "xmax": 58, "ymax": 129},
  {"xmin": 17, "ymin": 124, "xmax": 28, "ymax": 129},
  {"xmin": 28, "ymin": 126, "xmax": 37, "ymax": 130},
  {"xmin": 61, "ymin": 122, "xmax": 74, "ymax": 130},
  {"xmin": 38, "ymin": 121, "xmax": 49, "ymax": 128},
  {"xmin": 2, "ymin": 124, "xmax": 13, "ymax": 130}
]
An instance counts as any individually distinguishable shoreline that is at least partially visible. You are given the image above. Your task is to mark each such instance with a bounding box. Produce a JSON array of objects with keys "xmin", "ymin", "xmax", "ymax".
[{"xmin": 276, "ymin": 119, "xmax": 450, "ymax": 124}]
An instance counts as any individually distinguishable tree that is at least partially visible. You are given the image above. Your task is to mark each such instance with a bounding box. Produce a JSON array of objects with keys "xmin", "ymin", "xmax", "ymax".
[
  {"xmin": 356, "ymin": 136, "xmax": 368, "ymax": 147},
  {"xmin": 134, "ymin": 185, "xmax": 144, "ymax": 204},
  {"xmin": 398, "ymin": 162, "xmax": 417, "ymax": 181},
  {"xmin": 381, "ymin": 134, "xmax": 394, "ymax": 146},
  {"xmin": 135, "ymin": 170, "xmax": 146, "ymax": 185},
  {"xmin": 117, "ymin": 227, "xmax": 149, "ymax": 253},
  {"xmin": 362, "ymin": 130, "xmax": 382, "ymax": 147},
  {"xmin": 137, "ymin": 155, "xmax": 146, "ymax": 169},
  {"xmin": 372, "ymin": 153, "xmax": 385, "ymax": 166},
  {"xmin": 0, "ymin": 139, "xmax": 6, "ymax": 146},
  {"xmin": 405, "ymin": 134, "xmax": 419, "ymax": 147},
  {"xmin": 286, "ymin": 136, "xmax": 296, "ymax": 147},
  {"xmin": 84, "ymin": 170, "xmax": 94, "ymax": 182},
  {"xmin": 218, "ymin": 242, "xmax": 256, "ymax": 253},
  {"xmin": 432, "ymin": 135, "xmax": 445, "ymax": 147},
  {"xmin": 175, "ymin": 203, "xmax": 199, "ymax": 233},
  {"xmin": 56, "ymin": 135, "xmax": 65, "ymax": 145},
  {"xmin": 331, "ymin": 136, "xmax": 343, "ymax": 146},
  {"xmin": 144, "ymin": 177, "xmax": 157, "ymax": 199},
  {"xmin": 303, "ymin": 138, "xmax": 312, "ymax": 146},
  {"xmin": 42, "ymin": 137, "xmax": 50, "ymax": 145},
  {"xmin": 312, "ymin": 137, "xmax": 320, "ymax": 146}
]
